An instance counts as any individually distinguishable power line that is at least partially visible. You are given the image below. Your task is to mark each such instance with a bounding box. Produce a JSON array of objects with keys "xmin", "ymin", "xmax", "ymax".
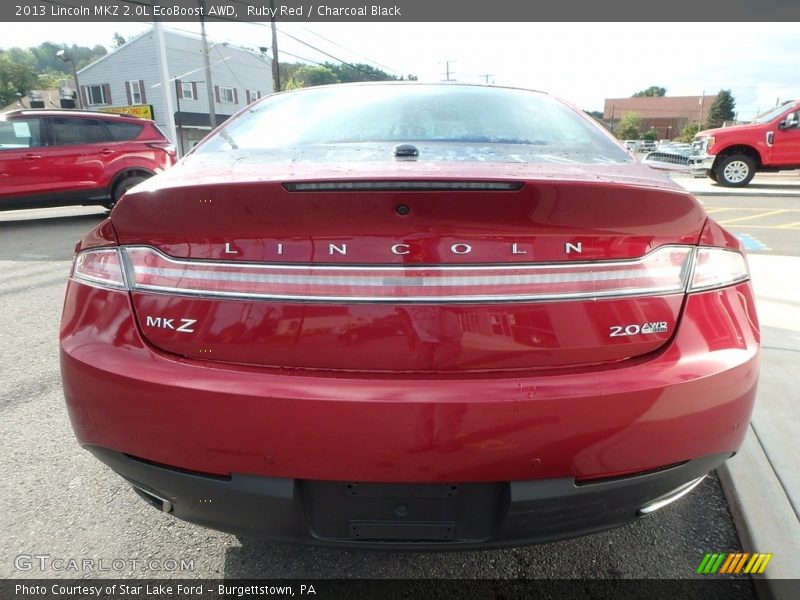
[
  {"xmin": 275, "ymin": 49, "xmax": 329, "ymax": 67},
  {"xmin": 293, "ymin": 25, "xmax": 401, "ymax": 76},
  {"xmin": 275, "ymin": 27, "xmax": 384, "ymax": 80}
]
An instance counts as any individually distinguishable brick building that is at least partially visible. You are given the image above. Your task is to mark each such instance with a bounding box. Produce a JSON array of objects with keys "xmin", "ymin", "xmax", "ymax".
[{"xmin": 603, "ymin": 94, "xmax": 718, "ymax": 139}]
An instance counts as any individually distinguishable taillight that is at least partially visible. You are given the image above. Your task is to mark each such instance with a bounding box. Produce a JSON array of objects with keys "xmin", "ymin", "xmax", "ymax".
[
  {"xmin": 689, "ymin": 247, "xmax": 750, "ymax": 292},
  {"xmin": 71, "ymin": 248, "xmax": 127, "ymax": 290},
  {"xmin": 117, "ymin": 245, "xmax": 694, "ymax": 303},
  {"xmin": 71, "ymin": 245, "xmax": 750, "ymax": 300},
  {"xmin": 146, "ymin": 141, "xmax": 177, "ymax": 158}
]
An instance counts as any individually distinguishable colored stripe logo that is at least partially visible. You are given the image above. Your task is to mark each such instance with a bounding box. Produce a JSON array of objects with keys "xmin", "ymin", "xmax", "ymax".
[{"xmin": 696, "ymin": 552, "xmax": 773, "ymax": 574}]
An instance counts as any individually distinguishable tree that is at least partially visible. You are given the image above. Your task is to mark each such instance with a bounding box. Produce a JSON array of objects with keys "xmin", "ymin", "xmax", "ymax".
[
  {"xmin": 279, "ymin": 61, "xmax": 418, "ymax": 91},
  {"xmin": 678, "ymin": 122, "xmax": 700, "ymax": 142},
  {"xmin": 706, "ymin": 90, "xmax": 736, "ymax": 128},
  {"xmin": 642, "ymin": 127, "xmax": 659, "ymax": 141},
  {"xmin": 284, "ymin": 65, "xmax": 340, "ymax": 89},
  {"xmin": 0, "ymin": 53, "xmax": 39, "ymax": 106},
  {"xmin": 633, "ymin": 86, "xmax": 666, "ymax": 97},
  {"xmin": 615, "ymin": 112, "xmax": 642, "ymax": 139},
  {"xmin": 112, "ymin": 33, "xmax": 127, "ymax": 48}
]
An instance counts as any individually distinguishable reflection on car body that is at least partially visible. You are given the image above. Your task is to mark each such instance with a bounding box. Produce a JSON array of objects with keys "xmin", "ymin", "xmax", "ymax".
[{"xmin": 61, "ymin": 84, "xmax": 758, "ymax": 549}]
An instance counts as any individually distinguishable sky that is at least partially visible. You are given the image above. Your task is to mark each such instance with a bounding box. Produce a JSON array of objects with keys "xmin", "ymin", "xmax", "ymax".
[{"xmin": 3, "ymin": 21, "xmax": 798, "ymax": 120}]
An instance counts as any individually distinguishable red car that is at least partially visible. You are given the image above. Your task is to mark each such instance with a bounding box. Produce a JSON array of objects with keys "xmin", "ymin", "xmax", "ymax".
[
  {"xmin": 0, "ymin": 109, "xmax": 175, "ymax": 211},
  {"xmin": 691, "ymin": 99, "xmax": 800, "ymax": 186},
  {"xmin": 60, "ymin": 84, "xmax": 759, "ymax": 549}
]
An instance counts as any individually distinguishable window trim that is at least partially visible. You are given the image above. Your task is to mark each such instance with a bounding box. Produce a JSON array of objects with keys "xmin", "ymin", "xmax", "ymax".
[
  {"xmin": 220, "ymin": 86, "xmax": 235, "ymax": 103},
  {"xmin": 181, "ymin": 82, "xmax": 194, "ymax": 101},
  {"xmin": 86, "ymin": 84, "xmax": 108, "ymax": 106},
  {"xmin": 129, "ymin": 80, "xmax": 143, "ymax": 105}
]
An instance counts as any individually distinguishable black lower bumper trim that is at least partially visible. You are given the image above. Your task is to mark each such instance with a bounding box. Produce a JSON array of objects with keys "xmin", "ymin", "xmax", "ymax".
[{"xmin": 86, "ymin": 446, "xmax": 731, "ymax": 550}]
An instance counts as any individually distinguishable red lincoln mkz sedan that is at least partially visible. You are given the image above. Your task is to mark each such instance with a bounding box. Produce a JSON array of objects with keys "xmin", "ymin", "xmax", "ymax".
[{"xmin": 60, "ymin": 84, "xmax": 759, "ymax": 549}]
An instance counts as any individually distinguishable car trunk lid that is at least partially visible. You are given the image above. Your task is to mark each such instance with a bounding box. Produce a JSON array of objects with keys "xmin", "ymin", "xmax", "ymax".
[{"xmin": 112, "ymin": 162, "xmax": 704, "ymax": 373}]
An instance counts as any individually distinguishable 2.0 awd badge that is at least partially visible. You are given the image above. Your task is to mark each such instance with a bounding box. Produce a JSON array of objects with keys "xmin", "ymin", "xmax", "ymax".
[{"xmin": 609, "ymin": 321, "xmax": 669, "ymax": 337}]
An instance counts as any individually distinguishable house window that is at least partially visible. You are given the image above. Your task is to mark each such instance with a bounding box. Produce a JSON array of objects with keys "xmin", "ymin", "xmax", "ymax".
[
  {"xmin": 220, "ymin": 86, "xmax": 235, "ymax": 103},
  {"xmin": 246, "ymin": 89, "xmax": 261, "ymax": 104},
  {"xmin": 181, "ymin": 82, "xmax": 194, "ymax": 100},
  {"xmin": 86, "ymin": 85, "xmax": 108, "ymax": 105},
  {"xmin": 129, "ymin": 80, "xmax": 142, "ymax": 104}
]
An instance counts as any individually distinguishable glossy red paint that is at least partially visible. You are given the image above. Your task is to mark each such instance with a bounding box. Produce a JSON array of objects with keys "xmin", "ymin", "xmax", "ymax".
[
  {"xmin": 113, "ymin": 161, "xmax": 704, "ymax": 265},
  {"xmin": 109, "ymin": 167, "xmax": 708, "ymax": 372},
  {"xmin": 129, "ymin": 292, "xmax": 684, "ymax": 371},
  {"xmin": 60, "ymin": 275, "xmax": 759, "ymax": 482}
]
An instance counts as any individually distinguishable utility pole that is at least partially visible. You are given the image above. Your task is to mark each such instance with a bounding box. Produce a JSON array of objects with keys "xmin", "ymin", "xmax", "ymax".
[
  {"xmin": 174, "ymin": 78, "xmax": 184, "ymax": 156},
  {"xmin": 153, "ymin": 22, "xmax": 177, "ymax": 147},
  {"xmin": 270, "ymin": 0, "xmax": 281, "ymax": 92},
  {"xmin": 198, "ymin": 0, "xmax": 217, "ymax": 129},
  {"xmin": 439, "ymin": 60, "xmax": 456, "ymax": 82},
  {"xmin": 699, "ymin": 90, "xmax": 705, "ymax": 125}
]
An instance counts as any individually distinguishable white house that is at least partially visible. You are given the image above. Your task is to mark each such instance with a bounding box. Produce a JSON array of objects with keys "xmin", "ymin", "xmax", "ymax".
[{"xmin": 77, "ymin": 27, "xmax": 272, "ymax": 154}]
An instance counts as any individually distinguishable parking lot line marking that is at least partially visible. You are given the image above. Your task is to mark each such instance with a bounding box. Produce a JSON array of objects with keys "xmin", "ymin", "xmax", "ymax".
[
  {"xmin": 718, "ymin": 209, "xmax": 789, "ymax": 225},
  {"xmin": 775, "ymin": 220, "xmax": 800, "ymax": 229},
  {"xmin": 734, "ymin": 234, "xmax": 771, "ymax": 251},
  {"xmin": 704, "ymin": 207, "xmax": 734, "ymax": 214},
  {"xmin": 725, "ymin": 224, "xmax": 797, "ymax": 230},
  {"xmin": 703, "ymin": 207, "xmax": 800, "ymax": 212}
]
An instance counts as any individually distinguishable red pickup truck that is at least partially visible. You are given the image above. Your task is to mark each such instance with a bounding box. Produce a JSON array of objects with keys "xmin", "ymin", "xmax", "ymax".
[{"xmin": 692, "ymin": 100, "xmax": 800, "ymax": 186}]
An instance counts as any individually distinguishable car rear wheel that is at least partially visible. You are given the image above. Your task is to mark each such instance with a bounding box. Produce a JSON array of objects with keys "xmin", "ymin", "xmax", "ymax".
[
  {"xmin": 107, "ymin": 175, "xmax": 148, "ymax": 209},
  {"xmin": 714, "ymin": 154, "xmax": 756, "ymax": 187}
]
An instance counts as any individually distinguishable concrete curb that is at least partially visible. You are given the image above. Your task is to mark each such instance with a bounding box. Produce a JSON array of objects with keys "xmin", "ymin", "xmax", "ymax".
[
  {"xmin": 690, "ymin": 191, "xmax": 800, "ymax": 198},
  {"xmin": 718, "ymin": 428, "xmax": 800, "ymax": 599},
  {"xmin": 669, "ymin": 173, "xmax": 800, "ymax": 198}
]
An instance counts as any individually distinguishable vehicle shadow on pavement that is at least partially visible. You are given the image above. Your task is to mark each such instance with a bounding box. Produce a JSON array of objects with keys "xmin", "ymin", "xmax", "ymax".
[{"xmin": 221, "ymin": 474, "xmax": 756, "ymax": 586}]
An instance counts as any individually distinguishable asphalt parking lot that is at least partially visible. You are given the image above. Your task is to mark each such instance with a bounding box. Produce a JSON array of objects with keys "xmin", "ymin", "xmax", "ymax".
[{"xmin": 0, "ymin": 198, "xmax": 789, "ymax": 587}]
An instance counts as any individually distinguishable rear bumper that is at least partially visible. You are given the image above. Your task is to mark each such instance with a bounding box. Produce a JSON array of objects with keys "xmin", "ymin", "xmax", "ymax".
[{"xmin": 88, "ymin": 445, "xmax": 726, "ymax": 549}]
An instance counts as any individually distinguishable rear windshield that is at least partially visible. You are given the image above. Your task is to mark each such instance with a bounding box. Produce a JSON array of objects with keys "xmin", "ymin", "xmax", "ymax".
[{"xmin": 195, "ymin": 84, "xmax": 630, "ymax": 165}]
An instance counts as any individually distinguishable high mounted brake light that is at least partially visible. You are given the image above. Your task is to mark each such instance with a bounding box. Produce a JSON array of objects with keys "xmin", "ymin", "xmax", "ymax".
[{"xmin": 283, "ymin": 181, "xmax": 523, "ymax": 192}]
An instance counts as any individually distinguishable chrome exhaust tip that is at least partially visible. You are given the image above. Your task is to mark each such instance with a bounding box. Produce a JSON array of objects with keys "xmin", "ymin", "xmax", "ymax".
[
  {"xmin": 637, "ymin": 475, "xmax": 706, "ymax": 517},
  {"xmin": 130, "ymin": 483, "xmax": 173, "ymax": 514}
]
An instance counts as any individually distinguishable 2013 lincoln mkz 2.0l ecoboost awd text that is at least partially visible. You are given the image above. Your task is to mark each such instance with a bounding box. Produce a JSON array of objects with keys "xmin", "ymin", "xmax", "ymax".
[{"xmin": 59, "ymin": 83, "xmax": 759, "ymax": 549}]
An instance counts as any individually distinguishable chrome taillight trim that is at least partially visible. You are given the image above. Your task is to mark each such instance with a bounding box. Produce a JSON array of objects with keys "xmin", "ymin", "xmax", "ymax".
[{"xmin": 119, "ymin": 245, "xmax": 697, "ymax": 303}]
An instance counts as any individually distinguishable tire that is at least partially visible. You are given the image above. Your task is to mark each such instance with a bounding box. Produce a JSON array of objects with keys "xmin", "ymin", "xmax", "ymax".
[
  {"xmin": 106, "ymin": 175, "xmax": 148, "ymax": 210},
  {"xmin": 714, "ymin": 154, "xmax": 756, "ymax": 187},
  {"xmin": 706, "ymin": 169, "xmax": 718, "ymax": 183}
]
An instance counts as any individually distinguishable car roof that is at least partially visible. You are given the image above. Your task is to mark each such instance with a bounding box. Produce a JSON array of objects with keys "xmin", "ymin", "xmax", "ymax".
[{"xmin": 3, "ymin": 109, "xmax": 150, "ymax": 123}]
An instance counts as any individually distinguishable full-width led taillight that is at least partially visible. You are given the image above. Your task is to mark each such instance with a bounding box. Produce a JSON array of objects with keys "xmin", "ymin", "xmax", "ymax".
[
  {"xmin": 70, "ymin": 245, "xmax": 751, "ymax": 302},
  {"xmin": 122, "ymin": 245, "xmax": 693, "ymax": 302}
]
